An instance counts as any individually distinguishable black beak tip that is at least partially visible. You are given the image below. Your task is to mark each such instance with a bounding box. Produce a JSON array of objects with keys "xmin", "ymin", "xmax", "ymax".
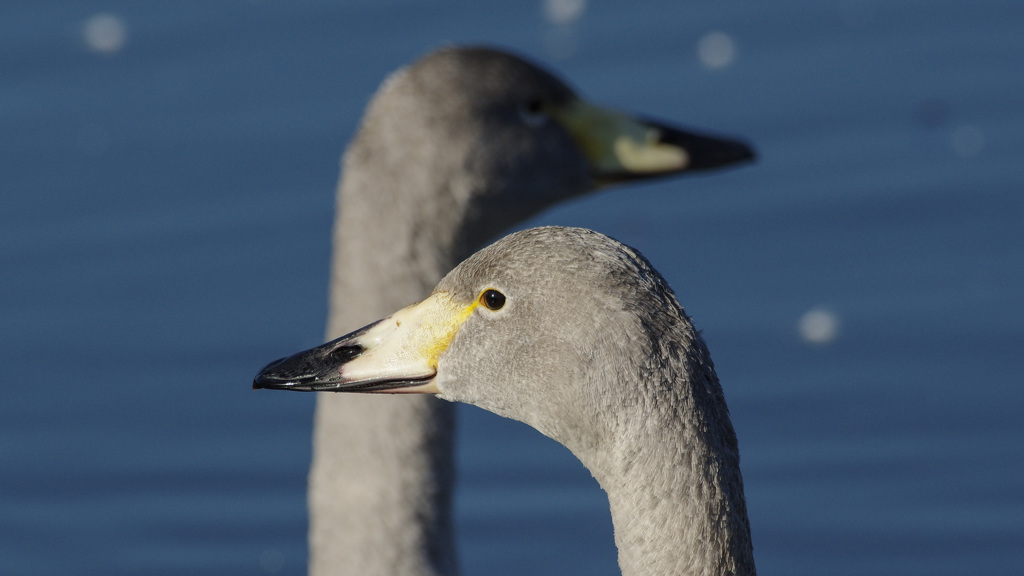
[
  {"xmin": 730, "ymin": 139, "xmax": 757, "ymax": 163},
  {"xmin": 729, "ymin": 138, "xmax": 757, "ymax": 164},
  {"xmin": 685, "ymin": 134, "xmax": 757, "ymax": 171},
  {"xmin": 252, "ymin": 356, "xmax": 295, "ymax": 390},
  {"xmin": 648, "ymin": 119, "xmax": 757, "ymax": 171},
  {"xmin": 252, "ymin": 372, "xmax": 279, "ymax": 390},
  {"xmin": 252, "ymin": 325, "xmax": 373, "ymax": 392},
  {"xmin": 252, "ymin": 373, "xmax": 305, "ymax": 391}
]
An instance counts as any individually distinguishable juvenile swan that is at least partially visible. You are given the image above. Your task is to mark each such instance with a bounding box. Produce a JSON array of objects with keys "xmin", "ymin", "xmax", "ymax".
[
  {"xmin": 315, "ymin": 46, "xmax": 753, "ymax": 576},
  {"xmin": 259, "ymin": 226, "xmax": 756, "ymax": 576}
]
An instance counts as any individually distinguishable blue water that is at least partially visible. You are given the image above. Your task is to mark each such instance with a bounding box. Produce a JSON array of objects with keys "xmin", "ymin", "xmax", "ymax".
[{"xmin": 3, "ymin": 2, "xmax": 1023, "ymax": 575}]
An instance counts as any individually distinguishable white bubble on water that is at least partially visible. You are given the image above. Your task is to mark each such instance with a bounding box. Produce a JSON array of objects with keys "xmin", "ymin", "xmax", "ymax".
[
  {"xmin": 83, "ymin": 13, "xmax": 128, "ymax": 54},
  {"xmin": 542, "ymin": 0, "xmax": 587, "ymax": 25},
  {"xmin": 799, "ymin": 307, "xmax": 841, "ymax": 345},
  {"xmin": 541, "ymin": 0, "xmax": 586, "ymax": 60},
  {"xmin": 697, "ymin": 31, "xmax": 737, "ymax": 69}
]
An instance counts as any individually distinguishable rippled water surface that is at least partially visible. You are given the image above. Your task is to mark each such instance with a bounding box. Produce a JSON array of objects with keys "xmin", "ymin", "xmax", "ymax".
[{"xmin": 3, "ymin": 2, "xmax": 1023, "ymax": 575}]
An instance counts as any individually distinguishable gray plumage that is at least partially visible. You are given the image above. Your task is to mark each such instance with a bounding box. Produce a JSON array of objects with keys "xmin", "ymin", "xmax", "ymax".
[
  {"xmin": 436, "ymin": 227, "xmax": 755, "ymax": 576},
  {"xmin": 311, "ymin": 46, "xmax": 753, "ymax": 576},
  {"xmin": 257, "ymin": 226, "xmax": 757, "ymax": 576}
]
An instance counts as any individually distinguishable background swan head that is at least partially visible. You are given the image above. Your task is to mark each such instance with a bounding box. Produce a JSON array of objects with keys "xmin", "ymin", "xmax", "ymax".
[{"xmin": 339, "ymin": 46, "xmax": 755, "ymax": 267}]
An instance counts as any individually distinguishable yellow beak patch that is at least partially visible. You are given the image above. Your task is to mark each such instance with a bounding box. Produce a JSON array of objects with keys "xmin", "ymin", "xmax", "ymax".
[
  {"xmin": 553, "ymin": 100, "xmax": 691, "ymax": 175},
  {"xmin": 340, "ymin": 292, "xmax": 478, "ymax": 392}
]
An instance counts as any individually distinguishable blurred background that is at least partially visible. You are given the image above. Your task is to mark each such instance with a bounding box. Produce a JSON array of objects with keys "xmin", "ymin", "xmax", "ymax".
[{"xmin": 2, "ymin": 1, "xmax": 1022, "ymax": 575}]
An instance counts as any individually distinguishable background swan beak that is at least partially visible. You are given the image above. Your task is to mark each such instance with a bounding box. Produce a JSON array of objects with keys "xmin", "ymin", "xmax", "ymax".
[{"xmin": 551, "ymin": 99, "xmax": 755, "ymax": 184}]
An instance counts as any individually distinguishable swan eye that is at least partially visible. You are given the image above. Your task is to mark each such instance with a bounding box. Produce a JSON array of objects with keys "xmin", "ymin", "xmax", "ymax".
[
  {"xmin": 479, "ymin": 289, "xmax": 506, "ymax": 311},
  {"xmin": 518, "ymin": 98, "xmax": 548, "ymax": 127}
]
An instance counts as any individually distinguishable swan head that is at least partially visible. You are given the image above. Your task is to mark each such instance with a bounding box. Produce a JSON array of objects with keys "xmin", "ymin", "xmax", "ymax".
[
  {"xmin": 346, "ymin": 47, "xmax": 754, "ymax": 258},
  {"xmin": 256, "ymin": 226, "xmax": 695, "ymax": 455}
]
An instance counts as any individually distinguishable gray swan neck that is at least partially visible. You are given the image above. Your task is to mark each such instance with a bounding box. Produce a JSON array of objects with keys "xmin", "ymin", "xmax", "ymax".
[
  {"xmin": 310, "ymin": 143, "xmax": 467, "ymax": 576},
  {"xmin": 582, "ymin": 328, "xmax": 755, "ymax": 576}
]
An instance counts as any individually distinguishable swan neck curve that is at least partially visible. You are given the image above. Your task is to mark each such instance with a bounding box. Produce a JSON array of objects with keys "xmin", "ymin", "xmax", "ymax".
[{"xmin": 589, "ymin": 328, "xmax": 756, "ymax": 576}]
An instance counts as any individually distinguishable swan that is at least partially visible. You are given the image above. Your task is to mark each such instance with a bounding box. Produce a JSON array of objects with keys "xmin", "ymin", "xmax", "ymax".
[
  {"xmin": 257, "ymin": 226, "xmax": 757, "ymax": 576},
  {"xmin": 311, "ymin": 46, "xmax": 753, "ymax": 576}
]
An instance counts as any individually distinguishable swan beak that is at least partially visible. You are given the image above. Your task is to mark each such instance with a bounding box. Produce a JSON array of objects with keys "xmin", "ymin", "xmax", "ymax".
[
  {"xmin": 552, "ymin": 99, "xmax": 755, "ymax": 184},
  {"xmin": 254, "ymin": 293, "xmax": 472, "ymax": 394}
]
